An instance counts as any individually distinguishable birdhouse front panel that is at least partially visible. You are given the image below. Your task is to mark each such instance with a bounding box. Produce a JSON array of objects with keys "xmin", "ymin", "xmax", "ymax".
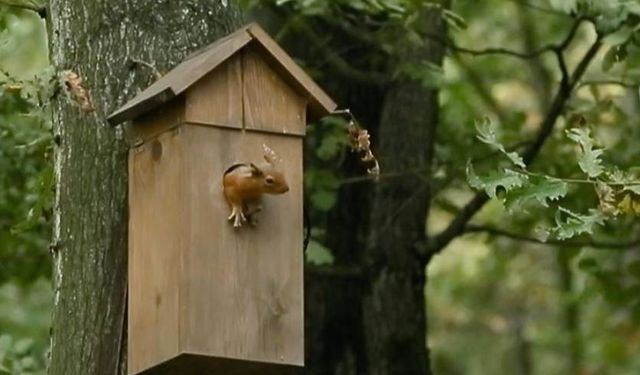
[
  {"xmin": 178, "ymin": 125, "xmax": 303, "ymax": 365},
  {"xmin": 242, "ymin": 45, "xmax": 307, "ymax": 135}
]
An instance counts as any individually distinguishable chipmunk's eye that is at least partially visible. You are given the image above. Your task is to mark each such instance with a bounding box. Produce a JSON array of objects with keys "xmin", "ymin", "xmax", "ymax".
[{"xmin": 265, "ymin": 177, "xmax": 275, "ymax": 185}]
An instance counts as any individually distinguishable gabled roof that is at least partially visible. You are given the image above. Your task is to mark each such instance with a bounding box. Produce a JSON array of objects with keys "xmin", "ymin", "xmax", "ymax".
[{"xmin": 107, "ymin": 23, "xmax": 337, "ymax": 125}]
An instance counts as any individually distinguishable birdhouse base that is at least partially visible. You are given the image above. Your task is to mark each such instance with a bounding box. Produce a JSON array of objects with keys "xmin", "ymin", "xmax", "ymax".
[{"xmin": 134, "ymin": 353, "xmax": 301, "ymax": 375}]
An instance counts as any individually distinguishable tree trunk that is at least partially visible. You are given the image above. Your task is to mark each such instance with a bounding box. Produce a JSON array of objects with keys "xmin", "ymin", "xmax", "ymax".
[
  {"xmin": 558, "ymin": 250, "xmax": 582, "ymax": 374},
  {"xmin": 47, "ymin": 2, "xmax": 241, "ymax": 374},
  {"xmin": 362, "ymin": 10, "xmax": 445, "ymax": 375}
]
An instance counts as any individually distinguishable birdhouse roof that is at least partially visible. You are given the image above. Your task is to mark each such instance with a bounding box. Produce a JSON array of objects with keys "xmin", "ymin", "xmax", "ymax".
[{"xmin": 107, "ymin": 23, "xmax": 337, "ymax": 126}]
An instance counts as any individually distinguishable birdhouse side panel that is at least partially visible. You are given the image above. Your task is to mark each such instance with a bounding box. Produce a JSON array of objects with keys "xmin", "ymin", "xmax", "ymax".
[
  {"xmin": 185, "ymin": 54, "xmax": 243, "ymax": 129},
  {"xmin": 178, "ymin": 124, "xmax": 304, "ymax": 366},
  {"xmin": 132, "ymin": 97, "xmax": 185, "ymax": 144},
  {"xmin": 128, "ymin": 129, "xmax": 186, "ymax": 374},
  {"xmin": 242, "ymin": 46, "xmax": 307, "ymax": 136}
]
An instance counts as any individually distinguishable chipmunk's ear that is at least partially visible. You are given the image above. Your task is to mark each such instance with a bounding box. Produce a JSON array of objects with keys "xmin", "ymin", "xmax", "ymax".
[{"xmin": 249, "ymin": 163, "xmax": 264, "ymax": 177}]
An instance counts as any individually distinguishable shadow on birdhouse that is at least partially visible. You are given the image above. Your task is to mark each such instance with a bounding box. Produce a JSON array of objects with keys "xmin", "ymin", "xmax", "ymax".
[{"xmin": 108, "ymin": 23, "xmax": 337, "ymax": 375}]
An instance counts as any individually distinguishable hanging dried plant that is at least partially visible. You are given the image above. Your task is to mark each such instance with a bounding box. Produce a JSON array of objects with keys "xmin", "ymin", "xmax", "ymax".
[{"xmin": 62, "ymin": 70, "xmax": 94, "ymax": 112}]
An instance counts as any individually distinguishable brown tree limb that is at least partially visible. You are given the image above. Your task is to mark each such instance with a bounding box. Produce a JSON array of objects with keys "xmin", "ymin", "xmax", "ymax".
[
  {"xmin": 294, "ymin": 20, "xmax": 389, "ymax": 87},
  {"xmin": 427, "ymin": 37, "xmax": 602, "ymax": 256},
  {"xmin": 466, "ymin": 225, "xmax": 640, "ymax": 250},
  {"xmin": 429, "ymin": 16, "xmax": 588, "ymax": 59}
]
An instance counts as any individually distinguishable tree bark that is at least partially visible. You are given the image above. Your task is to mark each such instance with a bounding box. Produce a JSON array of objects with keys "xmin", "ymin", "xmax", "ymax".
[
  {"xmin": 362, "ymin": 10, "xmax": 445, "ymax": 375},
  {"xmin": 47, "ymin": 2, "xmax": 240, "ymax": 374}
]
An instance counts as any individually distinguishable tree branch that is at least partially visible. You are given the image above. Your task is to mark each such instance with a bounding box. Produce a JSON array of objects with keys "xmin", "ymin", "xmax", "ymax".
[
  {"xmin": 428, "ymin": 37, "xmax": 602, "ymax": 255},
  {"xmin": 429, "ymin": 16, "xmax": 588, "ymax": 59},
  {"xmin": 295, "ymin": 20, "xmax": 388, "ymax": 87},
  {"xmin": 0, "ymin": 0, "xmax": 46, "ymax": 17},
  {"xmin": 466, "ymin": 225, "xmax": 640, "ymax": 250}
]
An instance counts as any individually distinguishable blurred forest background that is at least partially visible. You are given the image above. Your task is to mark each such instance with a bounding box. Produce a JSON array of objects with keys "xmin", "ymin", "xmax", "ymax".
[{"xmin": 3, "ymin": 0, "xmax": 640, "ymax": 374}]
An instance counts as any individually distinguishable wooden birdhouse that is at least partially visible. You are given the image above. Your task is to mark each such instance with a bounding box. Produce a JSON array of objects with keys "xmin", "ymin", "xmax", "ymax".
[{"xmin": 107, "ymin": 23, "xmax": 336, "ymax": 375}]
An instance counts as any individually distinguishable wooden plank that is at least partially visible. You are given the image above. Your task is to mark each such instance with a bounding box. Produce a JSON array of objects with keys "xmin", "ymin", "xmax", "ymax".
[
  {"xmin": 242, "ymin": 46, "xmax": 307, "ymax": 136},
  {"xmin": 128, "ymin": 129, "xmax": 184, "ymax": 374},
  {"xmin": 247, "ymin": 23, "xmax": 337, "ymax": 121},
  {"xmin": 179, "ymin": 124, "xmax": 304, "ymax": 367},
  {"xmin": 109, "ymin": 22, "xmax": 338, "ymax": 126},
  {"xmin": 185, "ymin": 54, "xmax": 243, "ymax": 128},
  {"xmin": 132, "ymin": 97, "xmax": 184, "ymax": 143}
]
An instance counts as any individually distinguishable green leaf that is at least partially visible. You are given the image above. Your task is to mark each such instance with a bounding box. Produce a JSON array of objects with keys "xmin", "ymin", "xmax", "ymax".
[
  {"xmin": 442, "ymin": 9, "xmax": 467, "ymax": 30},
  {"xmin": 623, "ymin": 184, "xmax": 640, "ymax": 195},
  {"xmin": 549, "ymin": 207, "xmax": 605, "ymax": 240},
  {"xmin": 550, "ymin": 0, "xmax": 577, "ymax": 13},
  {"xmin": 467, "ymin": 163, "xmax": 528, "ymax": 198},
  {"xmin": 475, "ymin": 118, "xmax": 525, "ymax": 168},
  {"xmin": 305, "ymin": 240, "xmax": 335, "ymax": 266},
  {"xmin": 603, "ymin": 26, "xmax": 633, "ymax": 45},
  {"xmin": 601, "ymin": 44, "xmax": 627, "ymax": 72},
  {"xmin": 505, "ymin": 177, "xmax": 568, "ymax": 208},
  {"xmin": 566, "ymin": 128, "xmax": 604, "ymax": 178},
  {"xmin": 310, "ymin": 190, "xmax": 337, "ymax": 211}
]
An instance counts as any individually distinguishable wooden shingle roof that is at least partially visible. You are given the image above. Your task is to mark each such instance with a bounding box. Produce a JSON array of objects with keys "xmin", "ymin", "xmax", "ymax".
[{"xmin": 107, "ymin": 23, "xmax": 337, "ymax": 125}]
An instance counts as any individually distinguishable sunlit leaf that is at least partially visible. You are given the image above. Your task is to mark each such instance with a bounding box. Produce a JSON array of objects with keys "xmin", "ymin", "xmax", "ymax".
[
  {"xmin": 566, "ymin": 128, "xmax": 604, "ymax": 178},
  {"xmin": 305, "ymin": 240, "xmax": 335, "ymax": 266},
  {"xmin": 467, "ymin": 163, "xmax": 528, "ymax": 198},
  {"xmin": 475, "ymin": 118, "xmax": 525, "ymax": 168},
  {"xmin": 548, "ymin": 207, "xmax": 605, "ymax": 240},
  {"xmin": 505, "ymin": 177, "xmax": 568, "ymax": 208}
]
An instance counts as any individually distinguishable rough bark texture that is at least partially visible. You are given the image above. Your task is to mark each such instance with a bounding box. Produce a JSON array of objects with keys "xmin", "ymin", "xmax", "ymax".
[
  {"xmin": 47, "ymin": 2, "xmax": 241, "ymax": 374},
  {"xmin": 300, "ymin": 9, "xmax": 446, "ymax": 375},
  {"xmin": 362, "ymin": 10, "xmax": 445, "ymax": 375}
]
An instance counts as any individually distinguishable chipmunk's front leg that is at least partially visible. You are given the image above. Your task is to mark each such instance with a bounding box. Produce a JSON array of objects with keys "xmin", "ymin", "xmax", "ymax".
[{"xmin": 228, "ymin": 204, "xmax": 246, "ymax": 228}]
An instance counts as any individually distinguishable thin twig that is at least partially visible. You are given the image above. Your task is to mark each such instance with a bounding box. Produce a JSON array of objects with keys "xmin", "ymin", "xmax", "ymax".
[
  {"xmin": 429, "ymin": 16, "xmax": 589, "ymax": 59},
  {"xmin": 339, "ymin": 168, "xmax": 428, "ymax": 185},
  {"xmin": 129, "ymin": 58, "xmax": 162, "ymax": 80},
  {"xmin": 520, "ymin": 170, "xmax": 640, "ymax": 186},
  {"xmin": 466, "ymin": 224, "xmax": 640, "ymax": 250},
  {"xmin": 295, "ymin": 22, "xmax": 388, "ymax": 86}
]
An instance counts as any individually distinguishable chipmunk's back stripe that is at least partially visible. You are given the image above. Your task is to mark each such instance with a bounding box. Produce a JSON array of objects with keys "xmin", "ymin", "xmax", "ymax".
[{"xmin": 223, "ymin": 163, "xmax": 248, "ymax": 175}]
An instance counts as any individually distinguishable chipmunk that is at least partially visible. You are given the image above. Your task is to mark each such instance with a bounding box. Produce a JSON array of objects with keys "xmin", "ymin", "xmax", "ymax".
[{"xmin": 223, "ymin": 145, "xmax": 289, "ymax": 229}]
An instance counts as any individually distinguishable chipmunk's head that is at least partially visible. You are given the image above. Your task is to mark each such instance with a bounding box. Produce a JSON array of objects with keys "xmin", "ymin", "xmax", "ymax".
[{"xmin": 249, "ymin": 163, "xmax": 289, "ymax": 194}]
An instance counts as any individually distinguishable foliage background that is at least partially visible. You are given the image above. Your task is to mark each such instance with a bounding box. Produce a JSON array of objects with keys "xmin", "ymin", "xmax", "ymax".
[
  {"xmin": 2, "ymin": 0, "xmax": 640, "ymax": 374},
  {"xmin": 0, "ymin": 5, "xmax": 50, "ymax": 375}
]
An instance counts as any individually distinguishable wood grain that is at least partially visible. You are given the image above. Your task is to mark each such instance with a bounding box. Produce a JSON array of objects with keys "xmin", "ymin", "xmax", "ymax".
[
  {"xmin": 132, "ymin": 98, "xmax": 185, "ymax": 144},
  {"xmin": 185, "ymin": 54, "xmax": 242, "ymax": 128},
  {"xmin": 128, "ymin": 123, "xmax": 304, "ymax": 373},
  {"xmin": 242, "ymin": 45, "xmax": 307, "ymax": 136},
  {"xmin": 246, "ymin": 24, "xmax": 337, "ymax": 121},
  {"xmin": 128, "ymin": 129, "xmax": 185, "ymax": 374},
  {"xmin": 179, "ymin": 124, "xmax": 304, "ymax": 366}
]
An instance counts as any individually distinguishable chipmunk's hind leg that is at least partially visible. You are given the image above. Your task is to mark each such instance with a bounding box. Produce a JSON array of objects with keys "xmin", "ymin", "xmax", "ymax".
[{"xmin": 244, "ymin": 199, "xmax": 263, "ymax": 227}]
